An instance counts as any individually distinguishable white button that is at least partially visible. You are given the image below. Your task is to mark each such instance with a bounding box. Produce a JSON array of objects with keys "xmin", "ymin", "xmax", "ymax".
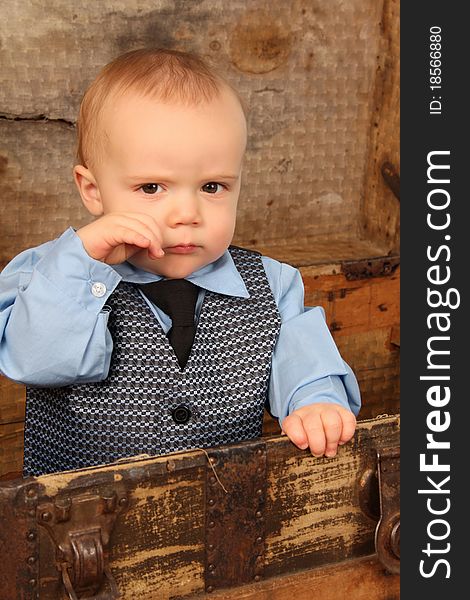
[{"xmin": 91, "ymin": 282, "xmax": 107, "ymax": 298}]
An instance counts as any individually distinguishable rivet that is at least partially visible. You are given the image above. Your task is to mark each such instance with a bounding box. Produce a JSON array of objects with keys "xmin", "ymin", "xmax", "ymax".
[
  {"xmin": 207, "ymin": 544, "xmax": 215, "ymax": 551},
  {"xmin": 256, "ymin": 511, "xmax": 262, "ymax": 518},
  {"xmin": 28, "ymin": 579, "xmax": 36, "ymax": 587},
  {"xmin": 256, "ymin": 467, "xmax": 263, "ymax": 474},
  {"xmin": 254, "ymin": 575, "xmax": 262, "ymax": 582},
  {"xmin": 41, "ymin": 511, "xmax": 52, "ymax": 522},
  {"xmin": 166, "ymin": 460, "xmax": 176, "ymax": 472},
  {"xmin": 257, "ymin": 449, "xmax": 264, "ymax": 455},
  {"xmin": 207, "ymin": 586, "xmax": 215, "ymax": 593},
  {"xmin": 256, "ymin": 489, "xmax": 263, "ymax": 496},
  {"xmin": 27, "ymin": 531, "xmax": 36, "ymax": 542},
  {"xmin": 118, "ymin": 497, "xmax": 128, "ymax": 507},
  {"xmin": 26, "ymin": 488, "xmax": 37, "ymax": 498},
  {"xmin": 208, "ymin": 563, "xmax": 216, "ymax": 571},
  {"xmin": 256, "ymin": 536, "xmax": 263, "ymax": 544},
  {"xmin": 208, "ymin": 499, "xmax": 215, "ymax": 506},
  {"xmin": 208, "ymin": 521, "xmax": 215, "ymax": 528},
  {"xmin": 210, "ymin": 40, "xmax": 221, "ymax": 51},
  {"xmin": 210, "ymin": 457, "xmax": 217, "ymax": 465},
  {"xmin": 102, "ymin": 490, "xmax": 117, "ymax": 513},
  {"xmin": 209, "ymin": 476, "xmax": 217, "ymax": 485},
  {"xmin": 27, "ymin": 556, "xmax": 36, "ymax": 565},
  {"xmin": 54, "ymin": 496, "xmax": 71, "ymax": 522}
]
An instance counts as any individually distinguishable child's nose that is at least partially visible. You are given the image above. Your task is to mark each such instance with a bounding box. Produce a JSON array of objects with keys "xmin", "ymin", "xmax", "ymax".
[{"xmin": 167, "ymin": 194, "xmax": 202, "ymax": 227}]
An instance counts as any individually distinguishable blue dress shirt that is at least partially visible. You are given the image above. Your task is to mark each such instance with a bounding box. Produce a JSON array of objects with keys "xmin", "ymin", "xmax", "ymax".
[{"xmin": 0, "ymin": 228, "xmax": 361, "ymax": 425}]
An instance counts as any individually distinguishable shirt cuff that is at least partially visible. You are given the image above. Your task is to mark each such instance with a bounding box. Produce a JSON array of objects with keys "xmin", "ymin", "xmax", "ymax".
[
  {"xmin": 33, "ymin": 227, "xmax": 122, "ymax": 312},
  {"xmin": 288, "ymin": 374, "xmax": 356, "ymax": 415}
]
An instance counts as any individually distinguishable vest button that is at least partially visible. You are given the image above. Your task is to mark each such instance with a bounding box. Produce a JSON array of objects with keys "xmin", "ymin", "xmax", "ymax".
[{"xmin": 172, "ymin": 405, "xmax": 191, "ymax": 424}]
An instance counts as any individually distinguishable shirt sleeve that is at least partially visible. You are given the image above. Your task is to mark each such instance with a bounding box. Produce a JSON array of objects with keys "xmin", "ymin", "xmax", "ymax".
[
  {"xmin": 0, "ymin": 228, "xmax": 121, "ymax": 386},
  {"xmin": 262, "ymin": 256, "xmax": 361, "ymax": 427}
]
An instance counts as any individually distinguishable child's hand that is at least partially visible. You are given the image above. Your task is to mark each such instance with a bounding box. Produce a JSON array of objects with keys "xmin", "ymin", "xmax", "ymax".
[
  {"xmin": 281, "ymin": 403, "xmax": 356, "ymax": 458},
  {"xmin": 77, "ymin": 213, "xmax": 165, "ymax": 264}
]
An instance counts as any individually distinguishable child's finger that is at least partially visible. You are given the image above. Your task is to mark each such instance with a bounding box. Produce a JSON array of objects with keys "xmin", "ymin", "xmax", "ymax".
[
  {"xmin": 338, "ymin": 410, "xmax": 357, "ymax": 444},
  {"xmin": 281, "ymin": 413, "xmax": 309, "ymax": 450},
  {"xmin": 303, "ymin": 413, "xmax": 326, "ymax": 457},
  {"xmin": 116, "ymin": 215, "xmax": 164, "ymax": 258},
  {"xmin": 320, "ymin": 409, "xmax": 343, "ymax": 457},
  {"xmin": 110, "ymin": 227, "xmax": 153, "ymax": 252}
]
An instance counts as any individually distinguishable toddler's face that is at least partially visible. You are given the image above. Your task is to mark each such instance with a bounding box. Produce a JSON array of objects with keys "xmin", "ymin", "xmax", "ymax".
[{"xmin": 82, "ymin": 87, "xmax": 246, "ymax": 278}]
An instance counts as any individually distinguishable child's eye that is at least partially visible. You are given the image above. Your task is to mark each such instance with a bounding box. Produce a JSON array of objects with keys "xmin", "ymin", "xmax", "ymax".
[
  {"xmin": 202, "ymin": 182, "xmax": 225, "ymax": 194},
  {"xmin": 140, "ymin": 183, "xmax": 162, "ymax": 194}
]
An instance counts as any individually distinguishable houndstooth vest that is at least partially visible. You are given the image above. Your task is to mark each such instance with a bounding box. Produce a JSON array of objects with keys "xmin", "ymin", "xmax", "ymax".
[{"xmin": 24, "ymin": 247, "xmax": 281, "ymax": 476}]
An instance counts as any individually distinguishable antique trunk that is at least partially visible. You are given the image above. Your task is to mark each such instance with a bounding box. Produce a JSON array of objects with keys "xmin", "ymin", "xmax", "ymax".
[
  {"xmin": 0, "ymin": 416, "xmax": 400, "ymax": 599},
  {"xmin": 0, "ymin": 0, "xmax": 399, "ymax": 597}
]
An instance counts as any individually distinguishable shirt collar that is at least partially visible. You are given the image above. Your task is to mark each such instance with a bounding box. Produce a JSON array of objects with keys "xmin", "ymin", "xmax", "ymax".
[{"xmin": 113, "ymin": 249, "xmax": 250, "ymax": 299}]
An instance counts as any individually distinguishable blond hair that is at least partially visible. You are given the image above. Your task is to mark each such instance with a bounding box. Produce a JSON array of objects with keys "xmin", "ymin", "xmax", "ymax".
[{"xmin": 76, "ymin": 48, "xmax": 245, "ymax": 169}]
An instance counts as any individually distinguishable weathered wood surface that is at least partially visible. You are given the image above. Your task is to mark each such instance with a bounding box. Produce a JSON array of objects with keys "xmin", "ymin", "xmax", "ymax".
[
  {"xmin": 188, "ymin": 555, "xmax": 399, "ymax": 600},
  {"xmin": 0, "ymin": 416, "xmax": 399, "ymax": 599},
  {"xmin": 0, "ymin": 120, "xmax": 86, "ymax": 271},
  {"xmin": 302, "ymin": 263, "xmax": 400, "ymax": 419},
  {"xmin": 0, "ymin": 422, "xmax": 24, "ymax": 481},
  {"xmin": 0, "ymin": 377, "xmax": 25, "ymax": 479},
  {"xmin": 362, "ymin": 0, "xmax": 400, "ymax": 253}
]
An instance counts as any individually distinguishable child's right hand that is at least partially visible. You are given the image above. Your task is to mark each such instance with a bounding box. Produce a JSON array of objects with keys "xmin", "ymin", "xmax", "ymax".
[{"xmin": 77, "ymin": 213, "xmax": 165, "ymax": 264}]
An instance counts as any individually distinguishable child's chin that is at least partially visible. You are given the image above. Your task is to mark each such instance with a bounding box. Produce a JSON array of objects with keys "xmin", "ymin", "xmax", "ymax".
[
  {"xmin": 149, "ymin": 255, "xmax": 202, "ymax": 279},
  {"xmin": 159, "ymin": 257, "xmax": 201, "ymax": 279}
]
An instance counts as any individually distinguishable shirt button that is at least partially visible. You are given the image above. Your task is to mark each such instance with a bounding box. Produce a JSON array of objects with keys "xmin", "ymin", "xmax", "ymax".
[
  {"xmin": 91, "ymin": 282, "xmax": 107, "ymax": 298},
  {"xmin": 172, "ymin": 405, "xmax": 192, "ymax": 424}
]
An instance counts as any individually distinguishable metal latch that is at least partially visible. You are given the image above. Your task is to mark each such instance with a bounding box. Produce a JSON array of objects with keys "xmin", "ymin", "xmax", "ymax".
[
  {"xmin": 375, "ymin": 448, "xmax": 400, "ymax": 574},
  {"xmin": 37, "ymin": 490, "xmax": 128, "ymax": 599},
  {"xmin": 359, "ymin": 447, "xmax": 400, "ymax": 574}
]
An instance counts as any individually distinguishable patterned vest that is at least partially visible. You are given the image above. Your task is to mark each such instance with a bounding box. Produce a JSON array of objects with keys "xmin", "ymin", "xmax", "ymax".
[{"xmin": 24, "ymin": 247, "xmax": 281, "ymax": 476}]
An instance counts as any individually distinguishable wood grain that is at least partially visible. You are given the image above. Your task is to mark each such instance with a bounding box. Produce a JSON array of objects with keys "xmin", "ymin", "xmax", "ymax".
[{"xmin": 186, "ymin": 555, "xmax": 399, "ymax": 600}]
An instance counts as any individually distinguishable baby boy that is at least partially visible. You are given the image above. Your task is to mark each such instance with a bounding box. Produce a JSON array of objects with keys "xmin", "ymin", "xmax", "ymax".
[{"xmin": 0, "ymin": 48, "xmax": 360, "ymax": 476}]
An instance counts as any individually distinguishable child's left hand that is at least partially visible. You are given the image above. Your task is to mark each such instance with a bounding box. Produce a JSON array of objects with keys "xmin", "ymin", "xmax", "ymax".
[{"xmin": 281, "ymin": 403, "xmax": 356, "ymax": 458}]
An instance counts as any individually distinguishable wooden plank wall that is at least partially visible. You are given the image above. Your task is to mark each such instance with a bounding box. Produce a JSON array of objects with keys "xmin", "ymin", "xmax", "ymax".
[{"xmin": 361, "ymin": 0, "xmax": 400, "ymax": 251}]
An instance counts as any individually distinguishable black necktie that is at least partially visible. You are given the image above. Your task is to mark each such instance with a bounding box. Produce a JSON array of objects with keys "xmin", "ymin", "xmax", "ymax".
[{"xmin": 139, "ymin": 279, "xmax": 199, "ymax": 369}]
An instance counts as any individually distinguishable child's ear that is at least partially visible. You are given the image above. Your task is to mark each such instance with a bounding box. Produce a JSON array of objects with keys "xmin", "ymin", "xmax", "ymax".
[{"xmin": 73, "ymin": 165, "xmax": 104, "ymax": 216}]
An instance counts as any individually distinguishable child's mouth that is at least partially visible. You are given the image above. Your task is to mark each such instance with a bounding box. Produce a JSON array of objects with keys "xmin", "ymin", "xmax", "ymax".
[{"xmin": 165, "ymin": 244, "xmax": 198, "ymax": 254}]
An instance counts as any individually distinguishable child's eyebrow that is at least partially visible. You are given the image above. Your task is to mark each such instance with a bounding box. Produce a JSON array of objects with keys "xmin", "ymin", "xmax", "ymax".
[
  {"xmin": 125, "ymin": 174, "xmax": 240, "ymax": 182},
  {"xmin": 208, "ymin": 175, "xmax": 239, "ymax": 181}
]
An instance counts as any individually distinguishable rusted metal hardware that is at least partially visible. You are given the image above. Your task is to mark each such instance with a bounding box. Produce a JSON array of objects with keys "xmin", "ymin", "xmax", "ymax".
[
  {"xmin": 375, "ymin": 447, "xmax": 400, "ymax": 574},
  {"xmin": 12, "ymin": 481, "xmax": 42, "ymax": 599},
  {"xmin": 358, "ymin": 467, "xmax": 380, "ymax": 522},
  {"xmin": 204, "ymin": 440, "xmax": 267, "ymax": 593},
  {"xmin": 37, "ymin": 489, "xmax": 129, "ymax": 599},
  {"xmin": 341, "ymin": 255, "xmax": 400, "ymax": 280},
  {"xmin": 358, "ymin": 447, "xmax": 400, "ymax": 574},
  {"xmin": 381, "ymin": 161, "xmax": 400, "ymax": 201}
]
